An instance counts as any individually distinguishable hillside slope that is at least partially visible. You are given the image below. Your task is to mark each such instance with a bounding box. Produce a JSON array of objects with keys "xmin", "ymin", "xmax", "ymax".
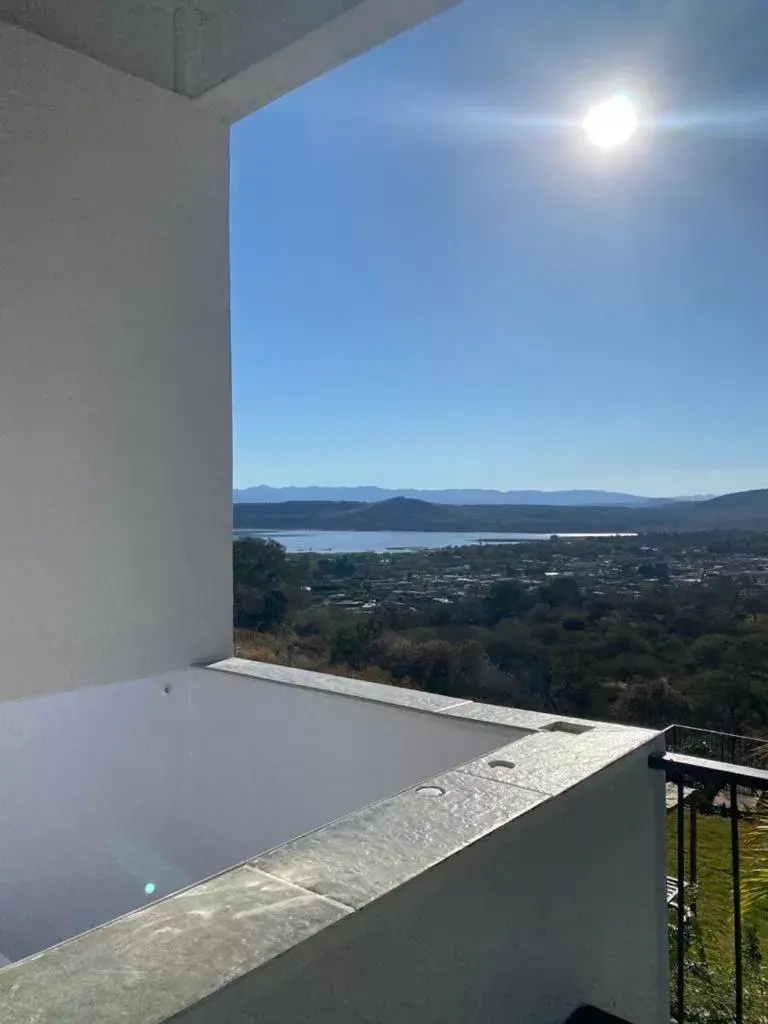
[
  {"xmin": 233, "ymin": 489, "xmax": 768, "ymax": 533},
  {"xmin": 655, "ymin": 489, "xmax": 768, "ymax": 530}
]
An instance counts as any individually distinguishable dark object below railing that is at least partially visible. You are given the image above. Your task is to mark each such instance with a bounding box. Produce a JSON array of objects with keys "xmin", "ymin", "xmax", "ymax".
[
  {"xmin": 564, "ymin": 1007, "xmax": 634, "ymax": 1024},
  {"xmin": 649, "ymin": 749, "xmax": 768, "ymax": 1024}
]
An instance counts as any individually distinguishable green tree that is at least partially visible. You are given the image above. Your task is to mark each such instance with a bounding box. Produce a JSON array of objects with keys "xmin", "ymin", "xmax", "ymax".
[
  {"xmin": 561, "ymin": 611, "xmax": 588, "ymax": 631},
  {"xmin": 486, "ymin": 622, "xmax": 542, "ymax": 675},
  {"xmin": 233, "ymin": 538, "xmax": 294, "ymax": 629},
  {"xmin": 613, "ymin": 679, "xmax": 691, "ymax": 729},
  {"xmin": 329, "ymin": 618, "xmax": 383, "ymax": 670},
  {"xmin": 483, "ymin": 579, "xmax": 529, "ymax": 624},
  {"xmin": 605, "ymin": 652, "xmax": 660, "ymax": 682},
  {"xmin": 744, "ymin": 744, "xmax": 768, "ymax": 922},
  {"xmin": 682, "ymin": 670, "xmax": 765, "ymax": 734},
  {"xmin": 744, "ymin": 594, "xmax": 768, "ymax": 623},
  {"xmin": 540, "ymin": 576, "xmax": 582, "ymax": 608},
  {"xmin": 452, "ymin": 640, "xmax": 488, "ymax": 697},
  {"xmin": 687, "ymin": 634, "xmax": 737, "ymax": 672},
  {"xmin": 408, "ymin": 641, "xmax": 457, "ymax": 694}
]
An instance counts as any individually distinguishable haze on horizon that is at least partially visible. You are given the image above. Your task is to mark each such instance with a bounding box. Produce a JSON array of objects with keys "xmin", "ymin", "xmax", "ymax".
[
  {"xmin": 233, "ymin": 485, "xmax": 720, "ymax": 505},
  {"xmin": 230, "ymin": 0, "xmax": 768, "ymax": 498}
]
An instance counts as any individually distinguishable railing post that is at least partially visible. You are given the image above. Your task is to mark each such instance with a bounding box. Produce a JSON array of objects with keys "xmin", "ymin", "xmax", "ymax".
[
  {"xmin": 676, "ymin": 780, "xmax": 685, "ymax": 1024},
  {"xmin": 689, "ymin": 791, "xmax": 697, "ymax": 916},
  {"xmin": 688, "ymin": 792, "xmax": 697, "ymax": 886},
  {"xmin": 730, "ymin": 780, "xmax": 743, "ymax": 1024}
]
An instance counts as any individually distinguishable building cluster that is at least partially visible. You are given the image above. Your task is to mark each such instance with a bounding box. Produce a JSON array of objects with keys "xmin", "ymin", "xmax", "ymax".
[{"xmin": 309, "ymin": 540, "xmax": 768, "ymax": 612}]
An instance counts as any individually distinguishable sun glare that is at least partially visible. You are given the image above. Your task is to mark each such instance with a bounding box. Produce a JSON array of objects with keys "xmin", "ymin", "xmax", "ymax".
[{"xmin": 582, "ymin": 94, "xmax": 639, "ymax": 150}]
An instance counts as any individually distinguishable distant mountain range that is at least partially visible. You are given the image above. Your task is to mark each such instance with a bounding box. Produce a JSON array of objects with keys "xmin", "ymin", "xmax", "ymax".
[
  {"xmin": 233, "ymin": 489, "xmax": 768, "ymax": 534},
  {"xmin": 233, "ymin": 485, "xmax": 712, "ymax": 507}
]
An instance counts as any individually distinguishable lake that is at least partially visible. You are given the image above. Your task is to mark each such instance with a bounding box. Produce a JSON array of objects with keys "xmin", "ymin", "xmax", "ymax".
[{"xmin": 233, "ymin": 529, "xmax": 634, "ymax": 553}]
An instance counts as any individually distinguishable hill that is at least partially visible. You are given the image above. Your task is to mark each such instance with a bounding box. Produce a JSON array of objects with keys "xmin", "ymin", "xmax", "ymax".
[
  {"xmin": 654, "ymin": 489, "xmax": 768, "ymax": 531},
  {"xmin": 233, "ymin": 485, "xmax": 709, "ymax": 507},
  {"xmin": 232, "ymin": 489, "xmax": 768, "ymax": 534},
  {"xmin": 334, "ymin": 497, "xmax": 472, "ymax": 530}
]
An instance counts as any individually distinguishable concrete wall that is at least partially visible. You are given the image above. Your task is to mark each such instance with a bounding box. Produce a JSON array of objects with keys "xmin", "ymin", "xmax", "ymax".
[
  {"xmin": 0, "ymin": 669, "xmax": 516, "ymax": 960},
  {"xmin": 179, "ymin": 744, "xmax": 668, "ymax": 1024},
  {"xmin": 0, "ymin": 23, "xmax": 232, "ymax": 702}
]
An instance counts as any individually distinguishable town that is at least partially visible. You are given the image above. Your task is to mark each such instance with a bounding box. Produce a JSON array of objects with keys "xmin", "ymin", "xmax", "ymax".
[{"xmin": 307, "ymin": 532, "xmax": 768, "ymax": 613}]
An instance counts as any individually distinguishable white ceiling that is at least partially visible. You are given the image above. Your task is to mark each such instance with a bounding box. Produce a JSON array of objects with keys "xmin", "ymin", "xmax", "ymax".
[
  {"xmin": 0, "ymin": 0, "xmax": 460, "ymax": 121},
  {"xmin": 0, "ymin": 0, "xmax": 378, "ymax": 95},
  {"xmin": 0, "ymin": 0, "xmax": 180, "ymax": 89}
]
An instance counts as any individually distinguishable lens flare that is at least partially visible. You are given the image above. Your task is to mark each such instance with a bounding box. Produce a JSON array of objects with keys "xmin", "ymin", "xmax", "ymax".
[{"xmin": 582, "ymin": 94, "xmax": 639, "ymax": 150}]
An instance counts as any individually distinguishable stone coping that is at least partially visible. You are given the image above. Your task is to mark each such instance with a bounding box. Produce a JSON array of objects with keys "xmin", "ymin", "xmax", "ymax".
[
  {"xmin": 211, "ymin": 657, "xmax": 650, "ymax": 736},
  {"xmin": 0, "ymin": 661, "xmax": 660, "ymax": 1023}
]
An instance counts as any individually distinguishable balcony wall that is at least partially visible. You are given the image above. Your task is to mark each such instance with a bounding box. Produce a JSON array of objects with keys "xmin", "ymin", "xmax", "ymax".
[
  {"xmin": 0, "ymin": 665, "xmax": 518, "ymax": 961},
  {"xmin": 0, "ymin": 22, "xmax": 232, "ymax": 703},
  {"xmin": 216, "ymin": 741, "xmax": 667, "ymax": 1024},
  {"xmin": 0, "ymin": 663, "xmax": 667, "ymax": 1024}
]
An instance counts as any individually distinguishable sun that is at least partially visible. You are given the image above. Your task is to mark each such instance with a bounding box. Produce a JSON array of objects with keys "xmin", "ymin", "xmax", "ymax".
[{"xmin": 582, "ymin": 94, "xmax": 639, "ymax": 150}]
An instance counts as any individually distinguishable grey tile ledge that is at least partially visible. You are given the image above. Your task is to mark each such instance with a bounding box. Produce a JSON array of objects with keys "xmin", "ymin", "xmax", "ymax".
[
  {"xmin": 457, "ymin": 726, "xmax": 661, "ymax": 797},
  {"xmin": 253, "ymin": 768, "xmax": 546, "ymax": 910},
  {"xmin": 209, "ymin": 658, "xmax": 658, "ymax": 739},
  {"xmin": 0, "ymin": 867, "xmax": 349, "ymax": 1024},
  {"xmin": 444, "ymin": 699, "xmax": 657, "ymax": 736},
  {"xmin": 208, "ymin": 657, "xmax": 468, "ymax": 713}
]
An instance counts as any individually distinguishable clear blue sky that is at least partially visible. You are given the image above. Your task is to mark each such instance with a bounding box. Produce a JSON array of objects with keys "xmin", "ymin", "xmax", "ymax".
[{"xmin": 230, "ymin": 0, "xmax": 767, "ymax": 497}]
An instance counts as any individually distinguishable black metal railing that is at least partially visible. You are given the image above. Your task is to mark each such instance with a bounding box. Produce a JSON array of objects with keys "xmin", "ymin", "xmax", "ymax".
[
  {"xmin": 650, "ymin": 736, "xmax": 768, "ymax": 1024},
  {"xmin": 665, "ymin": 725, "xmax": 767, "ymax": 770}
]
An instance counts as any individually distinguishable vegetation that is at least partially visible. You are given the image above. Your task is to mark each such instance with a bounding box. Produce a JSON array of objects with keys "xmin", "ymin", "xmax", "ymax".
[
  {"xmin": 745, "ymin": 816, "xmax": 768, "ymax": 922},
  {"xmin": 233, "ymin": 488, "xmax": 768, "ymax": 533},
  {"xmin": 670, "ymin": 910, "xmax": 768, "ymax": 1024},
  {"xmin": 667, "ymin": 814, "xmax": 768, "ymax": 964},
  {"xmin": 234, "ymin": 532, "xmax": 768, "ymax": 735},
  {"xmin": 667, "ymin": 811, "xmax": 768, "ymax": 1023}
]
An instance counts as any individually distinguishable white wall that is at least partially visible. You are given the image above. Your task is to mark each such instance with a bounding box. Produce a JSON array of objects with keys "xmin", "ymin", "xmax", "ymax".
[
  {"xmin": 181, "ymin": 743, "xmax": 668, "ymax": 1024},
  {"xmin": 0, "ymin": 23, "xmax": 232, "ymax": 702},
  {"xmin": 0, "ymin": 668, "xmax": 517, "ymax": 960}
]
